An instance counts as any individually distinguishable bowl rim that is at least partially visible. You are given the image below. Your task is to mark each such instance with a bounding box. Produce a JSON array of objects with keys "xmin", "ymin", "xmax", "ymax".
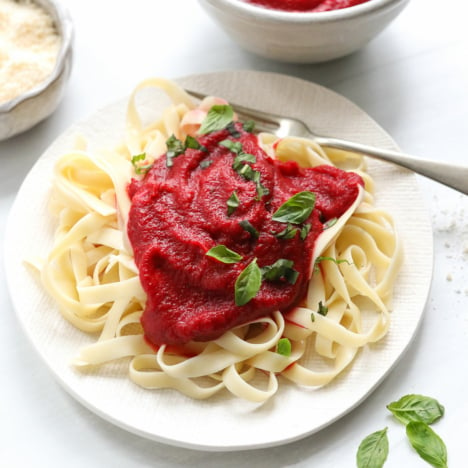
[
  {"xmin": 0, "ymin": 0, "xmax": 74, "ymax": 114},
  {"xmin": 200, "ymin": 0, "xmax": 409, "ymax": 23}
]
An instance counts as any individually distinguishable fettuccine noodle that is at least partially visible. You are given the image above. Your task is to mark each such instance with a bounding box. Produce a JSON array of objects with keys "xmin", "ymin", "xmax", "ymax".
[{"xmin": 37, "ymin": 78, "xmax": 403, "ymax": 402}]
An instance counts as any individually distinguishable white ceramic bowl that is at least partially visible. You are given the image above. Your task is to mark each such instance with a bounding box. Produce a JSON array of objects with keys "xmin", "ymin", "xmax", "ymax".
[
  {"xmin": 0, "ymin": 0, "xmax": 73, "ymax": 141},
  {"xmin": 198, "ymin": 0, "xmax": 409, "ymax": 63}
]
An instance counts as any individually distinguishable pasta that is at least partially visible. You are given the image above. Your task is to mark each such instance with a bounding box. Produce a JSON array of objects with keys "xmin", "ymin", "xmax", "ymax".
[{"xmin": 37, "ymin": 78, "xmax": 403, "ymax": 403}]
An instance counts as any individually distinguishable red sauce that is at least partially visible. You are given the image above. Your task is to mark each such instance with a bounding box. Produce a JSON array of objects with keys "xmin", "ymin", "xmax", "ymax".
[
  {"xmin": 127, "ymin": 123, "xmax": 363, "ymax": 346},
  {"xmin": 244, "ymin": 0, "xmax": 371, "ymax": 12}
]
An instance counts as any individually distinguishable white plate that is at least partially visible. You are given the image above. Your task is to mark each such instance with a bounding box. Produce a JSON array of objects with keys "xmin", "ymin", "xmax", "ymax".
[{"xmin": 4, "ymin": 71, "xmax": 433, "ymax": 451}]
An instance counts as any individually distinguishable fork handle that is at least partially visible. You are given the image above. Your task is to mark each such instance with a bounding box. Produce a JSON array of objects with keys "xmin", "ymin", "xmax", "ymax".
[{"xmin": 316, "ymin": 137, "xmax": 468, "ymax": 195}]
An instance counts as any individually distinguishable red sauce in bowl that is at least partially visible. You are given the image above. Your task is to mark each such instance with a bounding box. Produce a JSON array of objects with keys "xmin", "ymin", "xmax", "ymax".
[
  {"xmin": 243, "ymin": 0, "xmax": 371, "ymax": 12},
  {"xmin": 127, "ymin": 122, "xmax": 363, "ymax": 346}
]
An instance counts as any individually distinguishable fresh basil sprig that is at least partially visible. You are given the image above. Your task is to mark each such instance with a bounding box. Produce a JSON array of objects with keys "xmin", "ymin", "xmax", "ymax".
[
  {"xmin": 234, "ymin": 259, "xmax": 262, "ymax": 306},
  {"xmin": 406, "ymin": 422, "xmax": 448, "ymax": 468},
  {"xmin": 198, "ymin": 105, "xmax": 234, "ymax": 134},
  {"xmin": 387, "ymin": 394, "xmax": 445, "ymax": 426},
  {"xmin": 356, "ymin": 427, "xmax": 389, "ymax": 468},
  {"xmin": 206, "ymin": 245, "xmax": 242, "ymax": 264},
  {"xmin": 272, "ymin": 191, "xmax": 316, "ymax": 224}
]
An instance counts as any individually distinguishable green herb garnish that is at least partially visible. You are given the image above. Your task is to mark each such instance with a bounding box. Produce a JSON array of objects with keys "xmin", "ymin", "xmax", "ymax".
[
  {"xmin": 243, "ymin": 120, "xmax": 255, "ymax": 133},
  {"xmin": 165, "ymin": 135, "xmax": 185, "ymax": 167},
  {"xmin": 317, "ymin": 301, "xmax": 328, "ymax": 316},
  {"xmin": 275, "ymin": 223, "xmax": 299, "ymax": 239},
  {"xmin": 131, "ymin": 153, "xmax": 153, "ymax": 175},
  {"xmin": 198, "ymin": 105, "xmax": 234, "ymax": 134},
  {"xmin": 227, "ymin": 191, "xmax": 240, "ymax": 216},
  {"xmin": 234, "ymin": 258, "xmax": 262, "ymax": 306},
  {"xmin": 206, "ymin": 245, "xmax": 242, "ymax": 264},
  {"xmin": 323, "ymin": 217, "xmax": 338, "ymax": 229},
  {"xmin": 356, "ymin": 428, "xmax": 389, "ymax": 468},
  {"xmin": 239, "ymin": 220, "xmax": 259, "ymax": 239},
  {"xmin": 387, "ymin": 394, "xmax": 445, "ymax": 426},
  {"xmin": 261, "ymin": 259, "xmax": 298, "ymax": 285},
  {"xmin": 276, "ymin": 338, "xmax": 292, "ymax": 357},
  {"xmin": 272, "ymin": 191, "xmax": 316, "ymax": 225},
  {"xmin": 406, "ymin": 422, "xmax": 448, "ymax": 468}
]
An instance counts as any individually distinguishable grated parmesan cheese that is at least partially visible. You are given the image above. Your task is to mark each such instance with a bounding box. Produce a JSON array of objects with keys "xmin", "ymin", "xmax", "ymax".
[{"xmin": 0, "ymin": 0, "xmax": 61, "ymax": 105}]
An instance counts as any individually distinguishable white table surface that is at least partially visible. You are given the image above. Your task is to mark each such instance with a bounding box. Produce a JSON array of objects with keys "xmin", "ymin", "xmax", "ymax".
[{"xmin": 1, "ymin": 0, "xmax": 467, "ymax": 466}]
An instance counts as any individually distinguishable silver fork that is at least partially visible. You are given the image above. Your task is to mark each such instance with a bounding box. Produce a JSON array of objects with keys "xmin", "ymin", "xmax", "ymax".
[{"xmin": 186, "ymin": 89, "xmax": 468, "ymax": 195}]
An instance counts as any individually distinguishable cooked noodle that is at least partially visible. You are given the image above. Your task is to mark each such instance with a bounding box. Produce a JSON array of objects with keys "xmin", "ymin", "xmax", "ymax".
[{"xmin": 37, "ymin": 78, "xmax": 403, "ymax": 402}]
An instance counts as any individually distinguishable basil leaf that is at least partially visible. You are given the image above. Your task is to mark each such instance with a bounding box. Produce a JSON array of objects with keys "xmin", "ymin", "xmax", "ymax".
[
  {"xmin": 275, "ymin": 223, "xmax": 298, "ymax": 239},
  {"xmin": 272, "ymin": 191, "xmax": 316, "ymax": 224},
  {"xmin": 185, "ymin": 135, "xmax": 202, "ymax": 150},
  {"xmin": 199, "ymin": 159, "xmax": 213, "ymax": 169},
  {"xmin": 356, "ymin": 427, "xmax": 389, "ymax": 468},
  {"xmin": 406, "ymin": 422, "xmax": 448, "ymax": 468},
  {"xmin": 314, "ymin": 256, "xmax": 352, "ymax": 273},
  {"xmin": 323, "ymin": 217, "xmax": 338, "ymax": 229},
  {"xmin": 166, "ymin": 135, "xmax": 185, "ymax": 167},
  {"xmin": 235, "ymin": 259, "xmax": 261, "ymax": 306},
  {"xmin": 226, "ymin": 121, "xmax": 241, "ymax": 138},
  {"xmin": 206, "ymin": 245, "xmax": 242, "ymax": 264},
  {"xmin": 243, "ymin": 120, "xmax": 255, "ymax": 133},
  {"xmin": 317, "ymin": 301, "xmax": 328, "ymax": 316},
  {"xmin": 232, "ymin": 151, "xmax": 256, "ymax": 170},
  {"xmin": 277, "ymin": 338, "xmax": 291, "ymax": 356},
  {"xmin": 227, "ymin": 191, "xmax": 240, "ymax": 216},
  {"xmin": 221, "ymin": 139, "xmax": 243, "ymax": 155},
  {"xmin": 239, "ymin": 220, "xmax": 259, "ymax": 239},
  {"xmin": 300, "ymin": 223, "xmax": 311, "ymax": 240},
  {"xmin": 261, "ymin": 259, "xmax": 298, "ymax": 285},
  {"xmin": 199, "ymin": 105, "xmax": 234, "ymax": 134},
  {"xmin": 131, "ymin": 153, "xmax": 153, "ymax": 175},
  {"xmin": 387, "ymin": 394, "xmax": 445, "ymax": 426}
]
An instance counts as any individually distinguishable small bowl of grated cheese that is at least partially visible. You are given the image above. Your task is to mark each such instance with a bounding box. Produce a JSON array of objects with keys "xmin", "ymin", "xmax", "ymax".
[{"xmin": 0, "ymin": 0, "xmax": 73, "ymax": 141}]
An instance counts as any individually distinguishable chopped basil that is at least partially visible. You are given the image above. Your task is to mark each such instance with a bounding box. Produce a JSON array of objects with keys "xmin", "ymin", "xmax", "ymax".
[
  {"xmin": 227, "ymin": 191, "xmax": 240, "ymax": 216},
  {"xmin": 221, "ymin": 139, "xmax": 244, "ymax": 155},
  {"xmin": 272, "ymin": 191, "xmax": 316, "ymax": 225},
  {"xmin": 317, "ymin": 301, "xmax": 328, "ymax": 316},
  {"xmin": 235, "ymin": 258, "xmax": 262, "ymax": 306},
  {"xmin": 406, "ymin": 422, "xmax": 448, "ymax": 468},
  {"xmin": 310, "ymin": 312, "xmax": 315, "ymax": 322},
  {"xmin": 314, "ymin": 256, "xmax": 352, "ymax": 273},
  {"xmin": 166, "ymin": 135, "xmax": 185, "ymax": 167},
  {"xmin": 276, "ymin": 338, "xmax": 292, "ymax": 357},
  {"xmin": 199, "ymin": 159, "xmax": 213, "ymax": 169},
  {"xmin": 261, "ymin": 259, "xmax": 298, "ymax": 285},
  {"xmin": 300, "ymin": 223, "xmax": 311, "ymax": 240},
  {"xmin": 232, "ymin": 151, "xmax": 256, "ymax": 169},
  {"xmin": 323, "ymin": 217, "xmax": 338, "ymax": 229},
  {"xmin": 198, "ymin": 105, "xmax": 234, "ymax": 134},
  {"xmin": 386, "ymin": 394, "xmax": 445, "ymax": 426},
  {"xmin": 275, "ymin": 223, "xmax": 299, "ymax": 239},
  {"xmin": 131, "ymin": 153, "xmax": 153, "ymax": 175},
  {"xmin": 356, "ymin": 428, "xmax": 389, "ymax": 468},
  {"xmin": 243, "ymin": 120, "xmax": 255, "ymax": 133},
  {"xmin": 206, "ymin": 245, "xmax": 242, "ymax": 264},
  {"xmin": 239, "ymin": 220, "xmax": 259, "ymax": 239},
  {"xmin": 226, "ymin": 121, "xmax": 241, "ymax": 138}
]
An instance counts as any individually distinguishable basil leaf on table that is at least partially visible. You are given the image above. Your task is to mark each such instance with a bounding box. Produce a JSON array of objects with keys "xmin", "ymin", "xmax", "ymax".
[
  {"xmin": 206, "ymin": 245, "xmax": 242, "ymax": 264},
  {"xmin": 235, "ymin": 258, "xmax": 261, "ymax": 306},
  {"xmin": 272, "ymin": 191, "xmax": 316, "ymax": 224},
  {"xmin": 356, "ymin": 427, "xmax": 389, "ymax": 468},
  {"xmin": 406, "ymin": 421, "xmax": 448, "ymax": 468},
  {"xmin": 386, "ymin": 394, "xmax": 445, "ymax": 425}
]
